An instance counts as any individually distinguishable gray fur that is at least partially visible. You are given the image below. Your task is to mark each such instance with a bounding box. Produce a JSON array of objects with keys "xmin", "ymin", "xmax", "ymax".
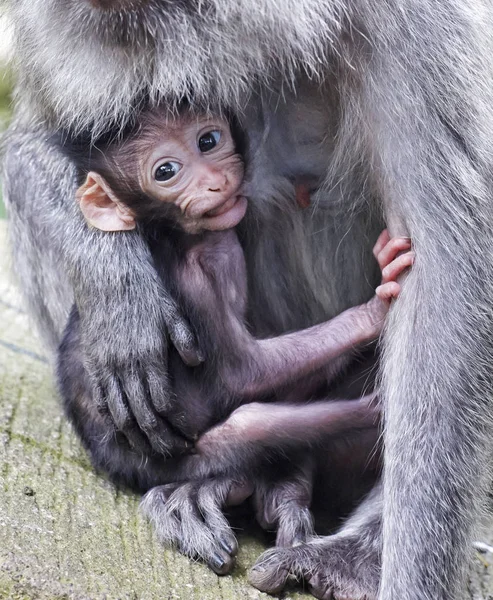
[
  {"xmin": 8, "ymin": 0, "xmax": 344, "ymax": 133},
  {"xmin": 141, "ymin": 478, "xmax": 240, "ymax": 575},
  {"xmin": 4, "ymin": 1, "xmax": 493, "ymax": 599},
  {"xmin": 250, "ymin": 482, "xmax": 383, "ymax": 599}
]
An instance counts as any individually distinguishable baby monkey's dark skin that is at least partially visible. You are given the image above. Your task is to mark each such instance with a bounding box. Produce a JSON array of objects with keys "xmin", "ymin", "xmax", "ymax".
[{"xmin": 57, "ymin": 108, "xmax": 413, "ymax": 575}]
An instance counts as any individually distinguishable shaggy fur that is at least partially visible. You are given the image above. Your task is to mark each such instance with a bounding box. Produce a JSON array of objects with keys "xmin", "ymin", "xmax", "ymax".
[{"xmin": 4, "ymin": 1, "xmax": 493, "ymax": 599}]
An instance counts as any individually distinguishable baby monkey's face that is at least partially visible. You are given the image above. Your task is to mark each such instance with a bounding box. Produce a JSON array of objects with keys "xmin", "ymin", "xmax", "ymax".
[{"xmin": 140, "ymin": 116, "xmax": 246, "ymax": 233}]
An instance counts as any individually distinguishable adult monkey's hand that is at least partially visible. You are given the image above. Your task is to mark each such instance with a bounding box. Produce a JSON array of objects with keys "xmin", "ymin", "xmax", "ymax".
[
  {"xmin": 4, "ymin": 127, "xmax": 201, "ymax": 457},
  {"xmin": 75, "ymin": 231, "xmax": 201, "ymax": 455}
]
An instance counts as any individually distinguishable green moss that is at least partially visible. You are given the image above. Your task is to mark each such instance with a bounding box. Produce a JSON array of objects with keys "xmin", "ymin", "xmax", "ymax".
[
  {"xmin": 0, "ymin": 64, "xmax": 12, "ymax": 117},
  {"xmin": 0, "ymin": 63, "xmax": 12, "ymax": 218},
  {"xmin": 0, "ymin": 576, "xmax": 72, "ymax": 600}
]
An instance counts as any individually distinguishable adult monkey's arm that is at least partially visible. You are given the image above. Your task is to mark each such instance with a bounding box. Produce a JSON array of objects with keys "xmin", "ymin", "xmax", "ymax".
[{"xmin": 3, "ymin": 124, "xmax": 199, "ymax": 455}]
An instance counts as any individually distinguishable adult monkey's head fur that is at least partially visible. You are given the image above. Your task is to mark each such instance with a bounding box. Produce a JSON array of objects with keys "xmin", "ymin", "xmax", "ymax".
[{"xmin": 8, "ymin": 0, "xmax": 346, "ymax": 133}]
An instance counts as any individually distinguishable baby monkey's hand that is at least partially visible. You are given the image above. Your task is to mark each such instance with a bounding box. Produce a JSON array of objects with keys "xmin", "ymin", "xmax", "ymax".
[
  {"xmin": 373, "ymin": 229, "xmax": 414, "ymax": 303},
  {"xmin": 359, "ymin": 230, "xmax": 414, "ymax": 338}
]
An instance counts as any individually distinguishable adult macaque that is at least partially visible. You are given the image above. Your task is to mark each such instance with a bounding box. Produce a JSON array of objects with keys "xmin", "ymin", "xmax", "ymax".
[
  {"xmin": 4, "ymin": 0, "xmax": 493, "ymax": 599},
  {"xmin": 58, "ymin": 107, "xmax": 411, "ymax": 573}
]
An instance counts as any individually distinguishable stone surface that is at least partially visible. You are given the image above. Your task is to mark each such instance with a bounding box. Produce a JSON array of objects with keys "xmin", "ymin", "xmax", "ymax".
[{"xmin": 0, "ymin": 219, "xmax": 492, "ymax": 599}]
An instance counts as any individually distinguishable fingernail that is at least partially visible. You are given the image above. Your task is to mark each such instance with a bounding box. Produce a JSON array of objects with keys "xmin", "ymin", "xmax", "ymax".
[
  {"xmin": 220, "ymin": 537, "xmax": 236, "ymax": 555},
  {"xmin": 214, "ymin": 555, "xmax": 225, "ymax": 568},
  {"xmin": 211, "ymin": 553, "xmax": 228, "ymax": 572}
]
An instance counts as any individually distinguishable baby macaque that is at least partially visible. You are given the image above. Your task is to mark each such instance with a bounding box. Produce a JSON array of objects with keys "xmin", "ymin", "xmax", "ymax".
[
  {"xmin": 59, "ymin": 108, "xmax": 413, "ymax": 573},
  {"xmin": 76, "ymin": 110, "xmax": 247, "ymax": 235}
]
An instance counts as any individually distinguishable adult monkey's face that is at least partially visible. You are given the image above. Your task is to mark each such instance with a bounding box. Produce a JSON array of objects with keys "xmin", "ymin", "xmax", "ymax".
[{"xmin": 9, "ymin": 0, "xmax": 342, "ymax": 132}]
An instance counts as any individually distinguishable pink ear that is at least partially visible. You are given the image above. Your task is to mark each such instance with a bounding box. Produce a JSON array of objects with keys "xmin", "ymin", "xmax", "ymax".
[{"xmin": 76, "ymin": 172, "xmax": 136, "ymax": 232}]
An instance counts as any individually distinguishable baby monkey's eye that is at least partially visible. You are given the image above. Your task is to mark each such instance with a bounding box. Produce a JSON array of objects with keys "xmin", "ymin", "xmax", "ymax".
[
  {"xmin": 198, "ymin": 130, "xmax": 221, "ymax": 153},
  {"xmin": 154, "ymin": 161, "xmax": 181, "ymax": 182}
]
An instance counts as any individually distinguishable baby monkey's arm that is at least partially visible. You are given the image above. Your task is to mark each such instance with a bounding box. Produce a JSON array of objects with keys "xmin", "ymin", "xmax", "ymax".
[
  {"xmin": 194, "ymin": 231, "xmax": 412, "ymax": 466},
  {"xmin": 220, "ymin": 230, "xmax": 413, "ymax": 398}
]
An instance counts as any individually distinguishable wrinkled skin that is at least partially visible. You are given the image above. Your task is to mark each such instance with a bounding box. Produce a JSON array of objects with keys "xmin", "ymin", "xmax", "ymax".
[{"xmin": 76, "ymin": 111, "xmax": 247, "ymax": 235}]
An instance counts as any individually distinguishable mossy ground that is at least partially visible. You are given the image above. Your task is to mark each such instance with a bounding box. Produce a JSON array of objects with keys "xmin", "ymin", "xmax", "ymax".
[{"xmin": 0, "ymin": 65, "xmax": 10, "ymax": 121}]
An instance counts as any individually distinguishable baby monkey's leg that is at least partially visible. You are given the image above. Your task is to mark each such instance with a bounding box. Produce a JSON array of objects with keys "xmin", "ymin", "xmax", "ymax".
[
  {"xmin": 195, "ymin": 394, "xmax": 379, "ymax": 469},
  {"xmin": 197, "ymin": 233, "xmax": 412, "ymax": 464}
]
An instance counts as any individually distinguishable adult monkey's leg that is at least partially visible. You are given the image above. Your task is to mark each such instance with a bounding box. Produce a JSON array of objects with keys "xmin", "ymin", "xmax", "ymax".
[
  {"xmin": 251, "ymin": 3, "xmax": 493, "ymax": 599},
  {"xmin": 251, "ymin": 483, "xmax": 383, "ymax": 599},
  {"xmin": 3, "ymin": 126, "xmax": 199, "ymax": 456},
  {"xmin": 365, "ymin": 3, "xmax": 493, "ymax": 599}
]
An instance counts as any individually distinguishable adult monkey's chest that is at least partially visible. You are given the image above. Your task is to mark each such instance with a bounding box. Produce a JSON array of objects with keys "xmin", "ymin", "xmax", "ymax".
[{"xmin": 236, "ymin": 78, "xmax": 382, "ymax": 338}]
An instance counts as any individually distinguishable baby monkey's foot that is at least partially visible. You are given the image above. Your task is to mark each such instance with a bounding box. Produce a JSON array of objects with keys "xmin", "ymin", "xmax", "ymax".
[{"xmin": 373, "ymin": 229, "xmax": 414, "ymax": 302}]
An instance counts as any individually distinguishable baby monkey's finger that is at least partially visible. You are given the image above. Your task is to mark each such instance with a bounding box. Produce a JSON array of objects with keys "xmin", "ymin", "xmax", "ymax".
[
  {"xmin": 372, "ymin": 229, "xmax": 391, "ymax": 260},
  {"xmin": 377, "ymin": 237, "xmax": 412, "ymax": 272},
  {"xmin": 381, "ymin": 251, "xmax": 415, "ymax": 284},
  {"xmin": 376, "ymin": 281, "xmax": 401, "ymax": 302}
]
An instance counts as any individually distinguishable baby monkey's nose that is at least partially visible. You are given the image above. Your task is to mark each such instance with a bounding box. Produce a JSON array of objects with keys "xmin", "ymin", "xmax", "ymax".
[
  {"xmin": 207, "ymin": 175, "xmax": 229, "ymax": 193},
  {"xmin": 199, "ymin": 162, "xmax": 230, "ymax": 193}
]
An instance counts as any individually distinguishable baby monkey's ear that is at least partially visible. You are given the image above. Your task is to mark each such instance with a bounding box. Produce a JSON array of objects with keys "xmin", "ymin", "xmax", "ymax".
[{"xmin": 76, "ymin": 172, "xmax": 136, "ymax": 232}]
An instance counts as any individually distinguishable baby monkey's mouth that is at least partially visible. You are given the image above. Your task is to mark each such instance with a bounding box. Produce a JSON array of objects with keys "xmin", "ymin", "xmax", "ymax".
[
  {"xmin": 183, "ymin": 192, "xmax": 247, "ymax": 232},
  {"xmin": 204, "ymin": 194, "xmax": 244, "ymax": 218}
]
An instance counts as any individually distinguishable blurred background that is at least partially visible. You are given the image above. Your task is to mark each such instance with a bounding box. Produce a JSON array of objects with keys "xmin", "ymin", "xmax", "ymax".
[
  {"xmin": 0, "ymin": 12, "xmax": 12, "ymax": 118},
  {"xmin": 0, "ymin": 11, "xmax": 13, "ymax": 217}
]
